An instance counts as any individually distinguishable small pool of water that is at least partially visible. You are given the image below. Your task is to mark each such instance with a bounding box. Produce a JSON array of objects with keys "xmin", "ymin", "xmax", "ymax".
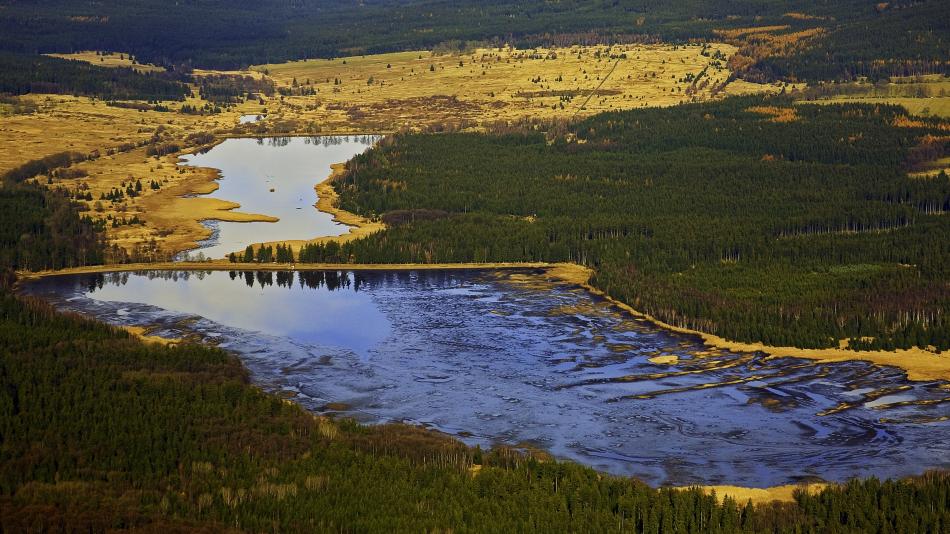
[
  {"xmin": 22, "ymin": 269, "xmax": 950, "ymax": 487},
  {"xmin": 239, "ymin": 114, "xmax": 264, "ymax": 124},
  {"xmin": 178, "ymin": 135, "xmax": 378, "ymax": 258}
]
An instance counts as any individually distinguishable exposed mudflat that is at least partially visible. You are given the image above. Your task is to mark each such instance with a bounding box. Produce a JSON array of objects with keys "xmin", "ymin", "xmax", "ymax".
[{"xmin": 22, "ymin": 269, "xmax": 950, "ymax": 487}]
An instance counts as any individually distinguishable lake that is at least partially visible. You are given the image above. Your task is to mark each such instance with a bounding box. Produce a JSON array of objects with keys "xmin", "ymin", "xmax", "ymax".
[
  {"xmin": 178, "ymin": 136, "xmax": 379, "ymax": 258},
  {"xmin": 22, "ymin": 269, "xmax": 950, "ymax": 488}
]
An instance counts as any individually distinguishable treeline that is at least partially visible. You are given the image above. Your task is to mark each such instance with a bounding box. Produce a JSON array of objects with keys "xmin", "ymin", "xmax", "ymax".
[
  {"xmin": 1, "ymin": 150, "xmax": 91, "ymax": 184},
  {"xmin": 0, "ymin": 52, "xmax": 189, "ymax": 101},
  {"xmin": 321, "ymin": 96, "xmax": 950, "ymax": 351},
  {"xmin": 0, "ymin": 1, "xmax": 946, "ymax": 81},
  {"xmin": 1, "ymin": 289, "xmax": 948, "ymax": 532},
  {"xmin": 0, "ymin": 183, "xmax": 104, "ymax": 271}
]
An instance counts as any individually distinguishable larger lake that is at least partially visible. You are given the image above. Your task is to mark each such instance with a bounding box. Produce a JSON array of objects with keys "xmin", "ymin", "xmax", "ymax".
[
  {"xmin": 22, "ymin": 269, "xmax": 950, "ymax": 487},
  {"xmin": 178, "ymin": 136, "xmax": 378, "ymax": 258}
]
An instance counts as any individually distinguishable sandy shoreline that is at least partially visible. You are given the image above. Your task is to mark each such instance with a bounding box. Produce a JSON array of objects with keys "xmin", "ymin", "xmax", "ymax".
[
  {"xmin": 563, "ymin": 269, "xmax": 949, "ymax": 382},
  {"xmin": 248, "ymin": 162, "xmax": 387, "ymax": 253},
  {"xmin": 166, "ymin": 137, "xmax": 387, "ymax": 259},
  {"xmin": 20, "ymin": 259, "xmax": 948, "ymax": 381},
  {"xmin": 128, "ymin": 133, "xmax": 386, "ymax": 256}
]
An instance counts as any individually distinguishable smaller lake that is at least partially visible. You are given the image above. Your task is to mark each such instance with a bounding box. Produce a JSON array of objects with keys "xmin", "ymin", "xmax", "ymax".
[
  {"xmin": 23, "ymin": 269, "xmax": 950, "ymax": 488},
  {"xmin": 238, "ymin": 114, "xmax": 264, "ymax": 124},
  {"xmin": 178, "ymin": 136, "xmax": 378, "ymax": 258}
]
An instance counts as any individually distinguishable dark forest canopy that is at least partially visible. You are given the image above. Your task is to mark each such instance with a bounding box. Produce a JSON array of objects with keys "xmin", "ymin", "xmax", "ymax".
[
  {"xmin": 1, "ymin": 287, "xmax": 949, "ymax": 532},
  {"xmin": 0, "ymin": 0, "xmax": 946, "ymax": 81},
  {"xmin": 308, "ymin": 96, "xmax": 950, "ymax": 351},
  {"xmin": 0, "ymin": 183, "xmax": 104, "ymax": 272},
  {"xmin": 0, "ymin": 52, "xmax": 190, "ymax": 101}
]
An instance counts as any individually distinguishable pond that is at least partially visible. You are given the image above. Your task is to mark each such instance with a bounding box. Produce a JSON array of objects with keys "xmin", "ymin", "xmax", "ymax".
[
  {"xmin": 178, "ymin": 136, "xmax": 379, "ymax": 258},
  {"xmin": 21, "ymin": 269, "xmax": 950, "ymax": 487},
  {"xmin": 238, "ymin": 114, "xmax": 264, "ymax": 124}
]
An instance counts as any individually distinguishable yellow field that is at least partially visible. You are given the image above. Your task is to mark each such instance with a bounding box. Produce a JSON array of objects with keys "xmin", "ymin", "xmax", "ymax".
[
  {"xmin": 0, "ymin": 94, "xmax": 277, "ymax": 257},
  {"xmin": 801, "ymin": 76, "xmax": 950, "ymax": 118},
  {"xmin": 696, "ymin": 483, "xmax": 826, "ymax": 505},
  {"xmin": 813, "ymin": 96, "xmax": 950, "ymax": 118},
  {"xmin": 46, "ymin": 50, "xmax": 166, "ymax": 73},
  {"xmin": 0, "ymin": 94, "xmax": 263, "ymax": 174},
  {"xmin": 253, "ymin": 44, "xmax": 784, "ymax": 131}
]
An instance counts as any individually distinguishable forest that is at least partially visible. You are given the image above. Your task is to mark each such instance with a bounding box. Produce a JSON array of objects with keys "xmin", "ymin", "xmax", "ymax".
[
  {"xmin": 0, "ymin": 173, "xmax": 104, "ymax": 272},
  {"xmin": 0, "ymin": 52, "xmax": 189, "ymax": 101},
  {"xmin": 0, "ymin": 0, "xmax": 946, "ymax": 81},
  {"xmin": 298, "ymin": 96, "xmax": 950, "ymax": 351}
]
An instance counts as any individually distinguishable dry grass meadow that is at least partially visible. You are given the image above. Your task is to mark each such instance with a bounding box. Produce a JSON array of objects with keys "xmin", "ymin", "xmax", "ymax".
[
  {"xmin": 47, "ymin": 50, "xmax": 166, "ymax": 73},
  {"xmin": 253, "ymin": 43, "xmax": 788, "ymax": 132}
]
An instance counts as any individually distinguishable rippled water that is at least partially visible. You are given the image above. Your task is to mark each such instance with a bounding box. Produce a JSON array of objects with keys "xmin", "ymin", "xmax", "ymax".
[
  {"xmin": 22, "ymin": 270, "xmax": 950, "ymax": 487},
  {"xmin": 178, "ymin": 136, "xmax": 378, "ymax": 258}
]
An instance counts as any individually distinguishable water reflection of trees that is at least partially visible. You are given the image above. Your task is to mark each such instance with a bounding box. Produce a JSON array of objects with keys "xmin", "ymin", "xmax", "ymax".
[
  {"xmin": 254, "ymin": 135, "xmax": 382, "ymax": 148},
  {"xmin": 224, "ymin": 268, "xmax": 491, "ymax": 292},
  {"xmin": 230, "ymin": 270, "xmax": 355, "ymax": 291},
  {"xmin": 81, "ymin": 268, "xmax": 515, "ymax": 294},
  {"xmin": 87, "ymin": 270, "xmax": 217, "ymax": 292}
]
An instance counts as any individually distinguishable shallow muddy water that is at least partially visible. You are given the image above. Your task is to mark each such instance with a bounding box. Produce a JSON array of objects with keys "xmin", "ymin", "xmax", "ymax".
[
  {"xmin": 178, "ymin": 136, "xmax": 378, "ymax": 258},
  {"xmin": 23, "ymin": 270, "xmax": 950, "ymax": 487}
]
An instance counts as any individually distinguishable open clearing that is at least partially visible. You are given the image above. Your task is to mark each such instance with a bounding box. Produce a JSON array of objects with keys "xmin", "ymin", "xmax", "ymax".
[
  {"xmin": 46, "ymin": 50, "xmax": 165, "ymax": 73},
  {"xmin": 252, "ymin": 43, "xmax": 786, "ymax": 131},
  {"xmin": 800, "ymin": 75, "xmax": 950, "ymax": 118},
  {"xmin": 814, "ymin": 96, "xmax": 950, "ymax": 118}
]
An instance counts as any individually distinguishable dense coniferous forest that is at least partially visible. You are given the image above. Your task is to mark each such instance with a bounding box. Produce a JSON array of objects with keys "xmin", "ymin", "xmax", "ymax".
[
  {"xmin": 0, "ymin": 177, "xmax": 104, "ymax": 272},
  {"xmin": 0, "ymin": 0, "xmax": 946, "ymax": 81},
  {"xmin": 1, "ymin": 280, "xmax": 949, "ymax": 531},
  {"xmin": 0, "ymin": 52, "xmax": 189, "ymax": 101},
  {"xmin": 313, "ymin": 96, "xmax": 950, "ymax": 351}
]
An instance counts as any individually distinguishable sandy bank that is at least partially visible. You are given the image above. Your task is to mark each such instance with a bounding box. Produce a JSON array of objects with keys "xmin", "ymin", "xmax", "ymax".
[
  {"xmin": 573, "ymin": 273, "xmax": 949, "ymax": 382},
  {"xmin": 122, "ymin": 325, "xmax": 180, "ymax": 346}
]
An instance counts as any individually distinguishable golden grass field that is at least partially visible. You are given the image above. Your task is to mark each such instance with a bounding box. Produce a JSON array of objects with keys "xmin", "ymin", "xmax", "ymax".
[
  {"xmin": 802, "ymin": 75, "xmax": 950, "ymax": 118},
  {"xmin": 252, "ymin": 43, "xmax": 788, "ymax": 132},
  {"xmin": 47, "ymin": 50, "xmax": 166, "ymax": 73}
]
